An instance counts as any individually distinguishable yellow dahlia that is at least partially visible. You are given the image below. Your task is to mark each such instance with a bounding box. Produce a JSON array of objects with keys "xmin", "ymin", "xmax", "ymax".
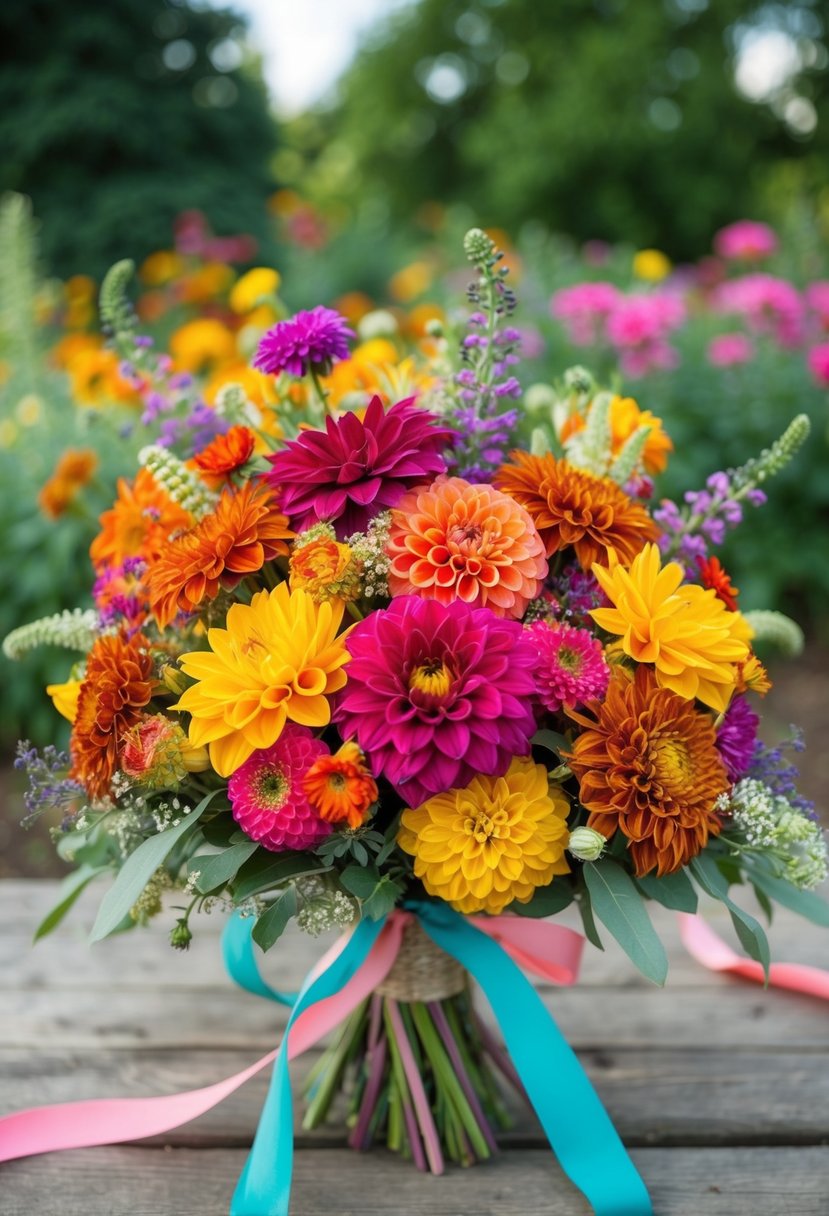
[
  {"xmin": 591, "ymin": 543, "xmax": 753, "ymax": 713},
  {"xmin": 398, "ymin": 757, "xmax": 570, "ymax": 915},
  {"xmin": 173, "ymin": 584, "xmax": 350, "ymax": 777}
]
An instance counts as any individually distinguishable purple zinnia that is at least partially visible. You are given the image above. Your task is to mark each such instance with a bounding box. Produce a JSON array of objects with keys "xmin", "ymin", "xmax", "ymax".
[
  {"xmin": 335, "ymin": 596, "xmax": 538, "ymax": 806},
  {"xmin": 265, "ymin": 394, "xmax": 454, "ymax": 538},
  {"xmin": 716, "ymin": 695, "xmax": 760, "ymax": 782},
  {"xmin": 254, "ymin": 306, "xmax": 353, "ymax": 378}
]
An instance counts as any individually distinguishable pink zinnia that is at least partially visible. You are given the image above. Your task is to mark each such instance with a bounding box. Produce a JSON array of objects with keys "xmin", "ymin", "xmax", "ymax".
[
  {"xmin": 526, "ymin": 620, "xmax": 609, "ymax": 713},
  {"xmin": 335, "ymin": 596, "xmax": 538, "ymax": 806},
  {"xmin": 254, "ymin": 306, "xmax": 353, "ymax": 377},
  {"xmin": 550, "ymin": 282, "xmax": 621, "ymax": 345},
  {"xmin": 707, "ymin": 332, "xmax": 755, "ymax": 367},
  {"xmin": 808, "ymin": 344, "xmax": 829, "ymax": 387},
  {"xmin": 228, "ymin": 726, "xmax": 332, "ymax": 852},
  {"xmin": 805, "ymin": 282, "xmax": 829, "ymax": 333},
  {"xmin": 714, "ymin": 220, "xmax": 778, "ymax": 262},
  {"xmin": 265, "ymin": 394, "xmax": 453, "ymax": 538},
  {"xmin": 712, "ymin": 275, "xmax": 804, "ymax": 347}
]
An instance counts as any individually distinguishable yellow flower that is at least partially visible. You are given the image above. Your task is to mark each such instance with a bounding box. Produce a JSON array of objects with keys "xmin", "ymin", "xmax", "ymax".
[
  {"xmin": 173, "ymin": 584, "xmax": 351, "ymax": 777},
  {"xmin": 591, "ymin": 543, "xmax": 753, "ymax": 713},
  {"xmin": 169, "ymin": 318, "xmax": 236, "ymax": 375},
  {"xmin": 290, "ymin": 528, "xmax": 361, "ymax": 604},
  {"xmin": 139, "ymin": 250, "xmax": 185, "ymax": 286},
  {"xmin": 559, "ymin": 394, "xmax": 673, "ymax": 476},
  {"xmin": 389, "ymin": 261, "xmax": 433, "ymax": 302},
  {"xmin": 633, "ymin": 249, "xmax": 672, "ymax": 282},
  {"xmin": 398, "ymin": 757, "xmax": 570, "ymax": 915},
  {"xmin": 47, "ymin": 679, "xmax": 83, "ymax": 723},
  {"xmin": 230, "ymin": 267, "xmax": 281, "ymax": 314}
]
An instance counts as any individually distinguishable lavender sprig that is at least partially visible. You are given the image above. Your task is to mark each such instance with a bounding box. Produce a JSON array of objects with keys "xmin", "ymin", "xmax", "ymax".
[
  {"xmin": 14, "ymin": 742, "xmax": 84, "ymax": 827},
  {"xmin": 748, "ymin": 731, "xmax": 817, "ymax": 820}
]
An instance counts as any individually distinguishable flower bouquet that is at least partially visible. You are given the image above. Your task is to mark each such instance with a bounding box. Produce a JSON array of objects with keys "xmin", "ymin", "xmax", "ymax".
[{"xmin": 3, "ymin": 230, "xmax": 827, "ymax": 1216}]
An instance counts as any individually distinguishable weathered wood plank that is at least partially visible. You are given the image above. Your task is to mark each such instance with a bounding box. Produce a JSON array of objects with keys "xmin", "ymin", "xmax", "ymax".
[
  {"xmin": 2, "ymin": 1147, "xmax": 828, "ymax": 1215},
  {"xmin": 2, "ymin": 1046, "xmax": 827, "ymax": 1148}
]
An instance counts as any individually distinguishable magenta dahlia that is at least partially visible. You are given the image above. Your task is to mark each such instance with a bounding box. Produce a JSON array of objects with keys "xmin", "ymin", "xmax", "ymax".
[
  {"xmin": 254, "ymin": 306, "xmax": 353, "ymax": 378},
  {"xmin": 716, "ymin": 695, "xmax": 759, "ymax": 782},
  {"xmin": 526, "ymin": 620, "xmax": 609, "ymax": 713},
  {"xmin": 265, "ymin": 394, "xmax": 454, "ymax": 538},
  {"xmin": 335, "ymin": 596, "xmax": 538, "ymax": 806},
  {"xmin": 228, "ymin": 726, "xmax": 332, "ymax": 851}
]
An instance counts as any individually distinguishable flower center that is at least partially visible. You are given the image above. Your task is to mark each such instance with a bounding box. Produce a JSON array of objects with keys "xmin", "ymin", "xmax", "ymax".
[
  {"xmin": 652, "ymin": 736, "xmax": 692, "ymax": 789},
  {"xmin": 464, "ymin": 806, "xmax": 509, "ymax": 843},
  {"xmin": 327, "ymin": 772, "xmax": 347, "ymax": 791},
  {"xmin": 449, "ymin": 522, "xmax": 483, "ymax": 549},
  {"xmin": 556, "ymin": 645, "xmax": 583, "ymax": 674},
  {"xmin": 409, "ymin": 658, "xmax": 452, "ymax": 697},
  {"xmin": 254, "ymin": 765, "xmax": 288, "ymax": 809}
]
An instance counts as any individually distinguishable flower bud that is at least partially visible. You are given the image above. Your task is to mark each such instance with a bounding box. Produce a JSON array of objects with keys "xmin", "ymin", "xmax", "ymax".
[
  {"xmin": 170, "ymin": 919, "xmax": 193, "ymax": 951},
  {"xmin": 524, "ymin": 382, "xmax": 557, "ymax": 415},
  {"xmin": 567, "ymin": 826, "xmax": 606, "ymax": 862},
  {"xmin": 160, "ymin": 664, "xmax": 190, "ymax": 696}
]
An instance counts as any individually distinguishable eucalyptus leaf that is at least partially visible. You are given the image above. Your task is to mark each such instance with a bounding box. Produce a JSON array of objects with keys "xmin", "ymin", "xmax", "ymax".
[
  {"xmin": 34, "ymin": 864, "xmax": 108, "ymax": 942},
  {"xmin": 200, "ymin": 816, "xmax": 242, "ymax": 848},
  {"xmin": 340, "ymin": 864, "xmax": 382, "ymax": 900},
  {"xmin": 584, "ymin": 860, "xmax": 668, "ymax": 985},
  {"xmin": 532, "ymin": 729, "xmax": 569, "ymax": 758},
  {"xmin": 191, "ymin": 840, "xmax": 260, "ymax": 894},
  {"xmin": 232, "ymin": 852, "xmax": 321, "ymax": 903},
  {"xmin": 636, "ymin": 868, "xmax": 698, "ymax": 913},
  {"xmin": 690, "ymin": 854, "xmax": 770, "ymax": 977},
  {"xmin": 578, "ymin": 890, "xmax": 604, "ymax": 950},
  {"xmin": 750, "ymin": 868, "xmax": 829, "ymax": 928},
  {"xmin": 361, "ymin": 876, "xmax": 402, "ymax": 922},
  {"xmin": 90, "ymin": 791, "xmax": 220, "ymax": 942},
  {"xmin": 252, "ymin": 887, "xmax": 298, "ymax": 952},
  {"xmin": 512, "ymin": 882, "xmax": 574, "ymax": 918}
]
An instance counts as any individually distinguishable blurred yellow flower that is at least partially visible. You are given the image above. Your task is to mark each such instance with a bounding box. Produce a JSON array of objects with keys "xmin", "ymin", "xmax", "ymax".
[
  {"xmin": 139, "ymin": 250, "xmax": 185, "ymax": 286},
  {"xmin": 559, "ymin": 394, "xmax": 673, "ymax": 476},
  {"xmin": 229, "ymin": 267, "xmax": 281, "ymax": 314},
  {"xmin": 177, "ymin": 261, "xmax": 234, "ymax": 304},
  {"xmin": 170, "ymin": 318, "xmax": 236, "ymax": 375},
  {"xmin": 47, "ymin": 679, "xmax": 83, "ymax": 723},
  {"xmin": 0, "ymin": 419, "xmax": 17, "ymax": 448},
  {"xmin": 333, "ymin": 291, "xmax": 374, "ymax": 324},
  {"xmin": 51, "ymin": 332, "xmax": 102, "ymax": 370},
  {"xmin": 633, "ymin": 249, "xmax": 672, "ymax": 282},
  {"xmin": 405, "ymin": 302, "xmax": 444, "ymax": 338},
  {"xmin": 16, "ymin": 394, "xmax": 43, "ymax": 426},
  {"xmin": 69, "ymin": 348, "xmax": 138, "ymax": 406},
  {"xmin": 389, "ymin": 261, "xmax": 433, "ymax": 302}
]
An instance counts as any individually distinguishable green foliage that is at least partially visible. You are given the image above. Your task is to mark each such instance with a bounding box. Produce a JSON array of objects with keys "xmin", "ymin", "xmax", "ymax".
[
  {"xmin": 583, "ymin": 859, "xmax": 668, "ymax": 985},
  {"xmin": 0, "ymin": 0, "xmax": 278, "ymax": 277},
  {"xmin": 299, "ymin": 0, "xmax": 829, "ymax": 260},
  {"xmin": 252, "ymin": 887, "xmax": 298, "ymax": 952},
  {"xmin": 690, "ymin": 853, "xmax": 770, "ymax": 977}
]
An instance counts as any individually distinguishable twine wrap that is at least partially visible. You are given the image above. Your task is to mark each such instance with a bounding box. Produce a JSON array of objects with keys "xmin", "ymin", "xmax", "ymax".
[{"xmin": 375, "ymin": 917, "xmax": 467, "ymax": 1002}]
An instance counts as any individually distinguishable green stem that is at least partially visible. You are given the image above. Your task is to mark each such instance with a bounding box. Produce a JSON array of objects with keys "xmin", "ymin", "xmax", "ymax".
[{"xmin": 409, "ymin": 1002, "xmax": 490, "ymax": 1160}]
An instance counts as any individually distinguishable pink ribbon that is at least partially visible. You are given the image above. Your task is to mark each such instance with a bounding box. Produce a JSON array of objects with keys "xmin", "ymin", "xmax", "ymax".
[
  {"xmin": 678, "ymin": 913, "xmax": 829, "ymax": 1000},
  {"xmin": 0, "ymin": 911, "xmax": 582, "ymax": 1164}
]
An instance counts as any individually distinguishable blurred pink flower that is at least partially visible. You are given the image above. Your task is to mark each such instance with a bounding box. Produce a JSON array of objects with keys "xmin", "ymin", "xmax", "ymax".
[
  {"xmin": 550, "ymin": 282, "xmax": 621, "ymax": 345},
  {"xmin": 805, "ymin": 282, "xmax": 829, "ymax": 333},
  {"xmin": 707, "ymin": 332, "xmax": 755, "ymax": 367},
  {"xmin": 605, "ymin": 293, "xmax": 685, "ymax": 377},
  {"xmin": 712, "ymin": 274, "xmax": 804, "ymax": 347},
  {"xmin": 714, "ymin": 220, "xmax": 778, "ymax": 262},
  {"xmin": 807, "ymin": 344, "xmax": 829, "ymax": 387}
]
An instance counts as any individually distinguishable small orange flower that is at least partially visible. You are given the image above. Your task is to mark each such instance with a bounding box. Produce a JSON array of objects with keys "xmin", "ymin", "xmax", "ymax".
[
  {"xmin": 39, "ymin": 448, "xmax": 99, "ymax": 518},
  {"xmin": 90, "ymin": 468, "xmax": 194, "ymax": 570},
  {"xmin": 70, "ymin": 632, "xmax": 154, "ymax": 801},
  {"xmin": 736, "ymin": 653, "xmax": 772, "ymax": 697},
  {"xmin": 192, "ymin": 426, "xmax": 256, "ymax": 480},
  {"xmin": 567, "ymin": 666, "xmax": 728, "ymax": 877},
  {"xmin": 696, "ymin": 555, "xmax": 739, "ymax": 612},
  {"xmin": 290, "ymin": 533, "xmax": 360, "ymax": 603},
  {"xmin": 146, "ymin": 482, "xmax": 292, "ymax": 628},
  {"xmin": 496, "ymin": 451, "xmax": 658, "ymax": 570},
  {"xmin": 69, "ymin": 347, "xmax": 138, "ymax": 406},
  {"xmin": 388, "ymin": 476, "xmax": 546, "ymax": 618},
  {"xmin": 303, "ymin": 742, "xmax": 378, "ymax": 828}
]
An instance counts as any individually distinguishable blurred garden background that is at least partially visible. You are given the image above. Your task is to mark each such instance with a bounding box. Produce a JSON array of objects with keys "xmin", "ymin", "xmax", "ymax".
[{"xmin": 1, "ymin": 0, "xmax": 828, "ymax": 875}]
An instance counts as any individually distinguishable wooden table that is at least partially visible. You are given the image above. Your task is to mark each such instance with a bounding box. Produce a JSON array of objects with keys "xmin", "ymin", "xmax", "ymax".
[{"xmin": 1, "ymin": 878, "xmax": 827, "ymax": 1214}]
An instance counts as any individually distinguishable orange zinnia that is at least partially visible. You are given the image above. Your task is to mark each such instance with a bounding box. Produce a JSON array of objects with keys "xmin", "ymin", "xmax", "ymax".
[
  {"xmin": 303, "ymin": 742, "xmax": 378, "ymax": 829},
  {"xmin": 146, "ymin": 482, "xmax": 292, "ymax": 628},
  {"xmin": 192, "ymin": 425, "xmax": 256, "ymax": 480},
  {"xmin": 70, "ymin": 631, "xmax": 154, "ymax": 800},
  {"xmin": 696, "ymin": 555, "xmax": 739, "ymax": 612},
  {"xmin": 567, "ymin": 666, "xmax": 728, "ymax": 877},
  {"xmin": 39, "ymin": 448, "xmax": 99, "ymax": 519},
  {"xmin": 90, "ymin": 468, "xmax": 194, "ymax": 570},
  {"xmin": 496, "ymin": 452, "xmax": 658, "ymax": 570},
  {"xmin": 387, "ymin": 476, "xmax": 546, "ymax": 619}
]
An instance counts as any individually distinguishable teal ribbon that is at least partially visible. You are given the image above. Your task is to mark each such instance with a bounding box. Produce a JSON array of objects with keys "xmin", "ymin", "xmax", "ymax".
[{"xmin": 223, "ymin": 903, "xmax": 652, "ymax": 1216}]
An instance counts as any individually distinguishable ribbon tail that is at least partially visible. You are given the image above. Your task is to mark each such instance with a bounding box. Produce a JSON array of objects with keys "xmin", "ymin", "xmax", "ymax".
[
  {"xmin": 679, "ymin": 913, "xmax": 829, "ymax": 999},
  {"xmin": 222, "ymin": 912, "xmax": 299, "ymax": 1005},
  {"xmin": 418, "ymin": 904, "xmax": 653, "ymax": 1216}
]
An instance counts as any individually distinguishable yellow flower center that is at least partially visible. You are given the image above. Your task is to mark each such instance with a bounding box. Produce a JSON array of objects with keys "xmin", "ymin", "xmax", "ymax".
[
  {"xmin": 652, "ymin": 736, "xmax": 692, "ymax": 788},
  {"xmin": 409, "ymin": 659, "xmax": 452, "ymax": 697},
  {"xmin": 464, "ymin": 805, "xmax": 509, "ymax": 844}
]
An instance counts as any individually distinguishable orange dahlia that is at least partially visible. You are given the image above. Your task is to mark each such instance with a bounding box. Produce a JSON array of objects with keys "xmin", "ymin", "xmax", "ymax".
[
  {"xmin": 192, "ymin": 426, "xmax": 256, "ymax": 481},
  {"xmin": 567, "ymin": 666, "xmax": 728, "ymax": 877},
  {"xmin": 70, "ymin": 631, "xmax": 154, "ymax": 800},
  {"xmin": 146, "ymin": 482, "xmax": 292, "ymax": 629},
  {"xmin": 90, "ymin": 468, "xmax": 194, "ymax": 570},
  {"xmin": 496, "ymin": 452, "xmax": 658, "ymax": 570},
  {"xmin": 303, "ymin": 741, "xmax": 378, "ymax": 828},
  {"xmin": 696, "ymin": 555, "xmax": 739, "ymax": 612},
  {"xmin": 387, "ymin": 476, "xmax": 546, "ymax": 618}
]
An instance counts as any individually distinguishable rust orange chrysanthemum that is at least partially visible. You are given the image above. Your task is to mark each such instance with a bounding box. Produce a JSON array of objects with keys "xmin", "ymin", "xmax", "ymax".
[
  {"xmin": 146, "ymin": 482, "xmax": 292, "ymax": 628},
  {"xmin": 90, "ymin": 468, "xmax": 194, "ymax": 570},
  {"xmin": 387, "ymin": 476, "xmax": 546, "ymax": 618},
  {"xmin": 567, "ymin": 666, "xmax": 728, "ymax": 877},
  {"xmin": 495, "ymin": 451, "xmax": 658, "ymax": 570},
  {"xmin": 303, "ymin": 741, "xmax": 378, "ymax": 828},
  {"xmin": 192, "ymin": 425, "xmax": 256, "ymax": 481},
  {"xmin": 70, "ymin": 631, "xmax": 154, "ymax": 801}
]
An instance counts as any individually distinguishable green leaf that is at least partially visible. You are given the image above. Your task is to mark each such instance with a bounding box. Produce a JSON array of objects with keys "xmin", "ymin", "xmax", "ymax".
[
  {"xmin": 532, "ymin": 729, "xmax": 569, "ymax": 757},
  {"xmin": 512, "ymin": 882, "xmax": 574, "ymax": 918},
  {"xmin": 90, "ymin": 791, "xmax": 219, "ymax": 942},
  {"xmin": 750, "ymin": 869, "xmax": 829, "ymax": 929},
  {"xmin": 635, "ymin": 868, "xmax": 698, "ymax": 913},
  {"xmin": 584, "ymin": 860, "xmax": 668, "ymax": 985},
  {"xmin": 340, "ymin": 864, "xmax": 382, "ymax": 900},
  {"xmin": 200, "ymin": 816, "xmax": 241, "ymax": 848},
  {"xmin": 690, "ymin": 854, "xmax": 770, "ymax": 978},
  {"xmin": 578, "ymin": 890, "xmax": 604, "ymax": 950},
  {"xmin": 252, "ymin": 887, "xmax": 298, "ymax": 952},
  {"xmin": 231, "ymin": 851, "xmax": 321, "ymax": 903},
  {"xmin": 190, "ymin": 841, "xmax": 260, "ymax": 895},
  {"xmin": 34, "ymin": 864, "xmax": 108, "ymax": 942},
  {"xmin": 361, "ymin": 876, "xmax": 403, "ymax": 922}
]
